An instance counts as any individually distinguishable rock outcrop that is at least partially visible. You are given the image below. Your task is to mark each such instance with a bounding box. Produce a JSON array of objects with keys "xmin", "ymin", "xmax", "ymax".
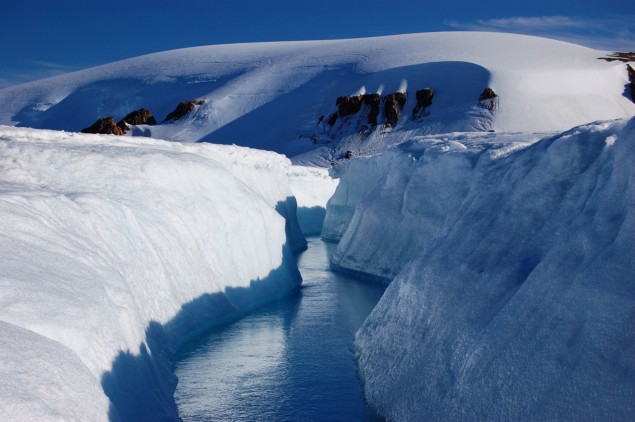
[
  {"xmin": 627, "ymin": 64, "xmax": 635, "ymax": 103},
  {"xmin": 81, "ymin": 117, "xmax": 125, "ymax": 136},
  {"xmin": 412, "ymin": 88, "xmax": 434, "ymax": 119},
  {"xmin": 362, "ymin": 93, "xmax": 381, "ymax": 125},
  {"xmin": 119, "ymin": 108, "xmax": 157, "ymax": 126},
  {"xmin": 336, "ymin": 95, "xmax": 363, "ymax": 116},
  {"xmin": 598, "ymin": 52, "xmax": 635, "ymax": 63},
  {"xmin": 479, "ymin": 87, "xmax": 498, "ymax": 110},
  {"xmin": 328, "ymin": 93, "xmax": 380, "ymax": 126},
  {"xmin": 163, "ymin": 99, "xmax": 206, "ymax": 122},
  {"xmin": 327, "ymin": 113, "xmax": 338, "ymax": 126},
  {"xmin": 384, "ymin": 92, "xmax": 407, "ymax": 127}
]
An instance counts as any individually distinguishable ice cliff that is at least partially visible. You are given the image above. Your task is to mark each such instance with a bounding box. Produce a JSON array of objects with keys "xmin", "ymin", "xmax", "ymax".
[
  {"xmin": 323, "ymin": 118, "xmax": 635, "ymax": 420},
  {"xmin": 0, "ymin": 127, "xmax": 305, "ymax": 421}
]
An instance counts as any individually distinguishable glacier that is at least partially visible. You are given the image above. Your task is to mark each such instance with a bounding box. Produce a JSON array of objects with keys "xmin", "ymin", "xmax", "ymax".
[
  {"xmin": 0, "ymin": 30, "xmax": 634, "ymax": 421},
  {"xmin": 321, "ymin": 118, "xmax": 635, "ymax": 420},
  {"xmin": 0, "ymin": 126, "xmax": 306, "ymax": 421}
]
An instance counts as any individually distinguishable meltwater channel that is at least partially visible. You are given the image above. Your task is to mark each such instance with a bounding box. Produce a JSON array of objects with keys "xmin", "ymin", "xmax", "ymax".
[{"xmin": 173, "ymin": 237, "xmax": 386, "ymax": 421}]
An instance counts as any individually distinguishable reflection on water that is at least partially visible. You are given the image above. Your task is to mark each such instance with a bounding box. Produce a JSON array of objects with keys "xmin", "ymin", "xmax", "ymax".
[{"xmin": 174, "ymin": 238, "xmax": 386, "ymax": 421}]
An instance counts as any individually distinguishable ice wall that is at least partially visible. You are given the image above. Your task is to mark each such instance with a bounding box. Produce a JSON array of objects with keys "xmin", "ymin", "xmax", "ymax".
[
  {"xmin": 288, "ymin": 165, "xmax": 338, "ymax": 236},
  {"xmin": 0, "ymin": 127, "xmax": 304, "ymax": 421},
  {"xmin": 323, "ymin": 131, "xmax": 539, "ymax": 278},
  {"xmin": 338, "ymin": 119, "xmax": 635, "ymax": 419}
]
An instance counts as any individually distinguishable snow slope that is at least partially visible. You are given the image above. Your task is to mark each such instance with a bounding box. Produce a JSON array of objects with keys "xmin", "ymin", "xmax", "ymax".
[
  {"xmin": 0, "ymin": 32, "xmax": 632, "ymax": 162},
  {"xmin": 324, "ymin": 118, "xmax": 635, "ymax": 419},
  {"xmin": 0, "ymin": 126, "xmax": 304, "ymax": 421}
]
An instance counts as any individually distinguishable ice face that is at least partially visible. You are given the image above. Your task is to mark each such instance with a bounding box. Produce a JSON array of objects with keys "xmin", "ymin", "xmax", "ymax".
[
  {"xmin": 335, "ymin": 118, "xmax": 635, "ymax": 420},
  {"xmin": 0, "ymin": 127, "xmax": 304, "ymax": 421}
]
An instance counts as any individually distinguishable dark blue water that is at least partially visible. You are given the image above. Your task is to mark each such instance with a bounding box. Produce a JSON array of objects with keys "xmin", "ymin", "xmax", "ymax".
[{"xmin": 174, "ymin": 237, "xmax": 386, "ymax": 421}]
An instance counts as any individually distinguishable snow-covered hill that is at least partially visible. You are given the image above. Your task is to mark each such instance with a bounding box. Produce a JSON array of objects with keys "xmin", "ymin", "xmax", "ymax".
[
  {"xmin": 0, "ymin": 32, "xmax": 633, "ymax": 164},
  {"xmin": 322, "ymin": 117, "xmax": 635, "ymax": 420},
  {"xmin": 0, "ymin": 126, "xmax": 307, "ymax": 421},
  {"xmin": 1, "ymin": 31, "xmax": 634, "ymax": 421}
]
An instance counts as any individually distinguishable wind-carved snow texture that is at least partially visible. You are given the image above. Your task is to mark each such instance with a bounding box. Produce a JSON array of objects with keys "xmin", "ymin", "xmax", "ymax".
[
  {"xmin": 325, "ymin": 118, "xmax": 635, "ymax": 420},
  {"xmin": 0, "ymin": 32, "xmax": 633, "ymax": 164},
  {"xmin": 0, "ymin": 127, "xmax": 305, "ymax": 421}
]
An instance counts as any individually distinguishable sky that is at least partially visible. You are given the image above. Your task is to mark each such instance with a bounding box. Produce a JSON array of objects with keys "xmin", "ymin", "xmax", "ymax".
[{"xmin": 1, "ymin": 0, "xmax": 634, "ymax": 88}]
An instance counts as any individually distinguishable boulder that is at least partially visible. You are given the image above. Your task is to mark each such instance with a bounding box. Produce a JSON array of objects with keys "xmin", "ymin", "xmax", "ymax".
[
  {"xmin": 163, "ymin": 99, "xmax": 206, "ymax": 122},
  {"xmin": 81, "ymin": 117, "xmax": 125, "ymax": 136},
  {"xmin": 344, "ymin": 150, "xmax": 353, "ymax": 159},
  {"xmin": 384, "ymin": 92, "xmax": 407, "ymax": 127}
]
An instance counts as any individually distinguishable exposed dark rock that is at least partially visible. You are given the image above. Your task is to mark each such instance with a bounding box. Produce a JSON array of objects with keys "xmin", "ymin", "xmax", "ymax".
[
  {"xmin": 479, "ymin": 87, "xmax": 497, "ymax": 101},
  {"xmin": 120, "ymin": 108, "xmax": 157, "ymax": 126},
  {"xmin": 81, "ymin": 117, "xmax": 125, "ymax": 136},
  {"xmin": 344, "ymin": 151, "xmax": 353, "ymax": 159},
  {"xmin": 116, "ymin": 120, "xmax": 128, "ymax": 133},
  {"xmin": 628, "ymin": 64, "xmax": 635, "ymax": 102},
  {"xmin": 317, "ymin": 115, "xmax": 324, "ymax": 124},
  {"xmin": 384, "ymin": 92, "xmax": 407, "ymax": 127},
  {"xmin": 163, "ymin": 99, "xmax": 206, "ymax": 122},
  {"xmin": 336, "ymin": 95, "xmax": 363, "ymax": 116},
  {"xmin": 598, "ymin": 52, "xmax": 635, "ymax": 63},
  {"xmin": 362, "ymin": 93, "xmax": 381, "ymax": 125},
  {"xmin": 479, "ymin": 88, "xmax": 498, "ymax": 110},
  {"xmin": 327, "ymin": 113, "xmax": 338, "ymax": 126},
  {"xmin": 412, "ymin": 88, "xmax": 434, "ymax": 119}
]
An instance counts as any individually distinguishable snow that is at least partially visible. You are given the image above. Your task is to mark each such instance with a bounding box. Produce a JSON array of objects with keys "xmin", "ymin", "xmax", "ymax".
[
  {"xmin": 325, "ymin": 118, "xmax": 635, "ymax": 419},
  {"xmin": 0, "ymin": 32, "xmax": 632, "ymax": 162},
  {"xmin": 0, "ymin": 126, "xmax": 304, "ymax": 421},
  {"xmin": 1, "ymin": 31, "xmax": 634, "ymax": 420}
]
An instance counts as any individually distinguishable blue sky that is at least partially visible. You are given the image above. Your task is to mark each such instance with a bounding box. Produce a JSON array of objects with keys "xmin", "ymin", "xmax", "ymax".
[{"xmin": 1, "ymin": 0, "xmax": 633, "ymax": 88}]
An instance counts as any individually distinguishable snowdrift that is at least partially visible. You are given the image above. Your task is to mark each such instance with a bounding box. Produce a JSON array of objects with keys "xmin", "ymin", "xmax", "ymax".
[
  {"xmin": 0, "ymin": 127, "xmax": 305, "ymax": 421},
  {"xmin": 325, "ymin": 118, "xmax": 635, "ymax": 419},
  {"xmin": 0, "ymin": 32, "xmax": 633, "ymax": 162}
]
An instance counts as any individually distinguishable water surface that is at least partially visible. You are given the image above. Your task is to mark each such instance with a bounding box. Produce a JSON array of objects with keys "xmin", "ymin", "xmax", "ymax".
[{"xmin": 174, "ymin": 237, "xmax": 386, "ymax": 421}]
